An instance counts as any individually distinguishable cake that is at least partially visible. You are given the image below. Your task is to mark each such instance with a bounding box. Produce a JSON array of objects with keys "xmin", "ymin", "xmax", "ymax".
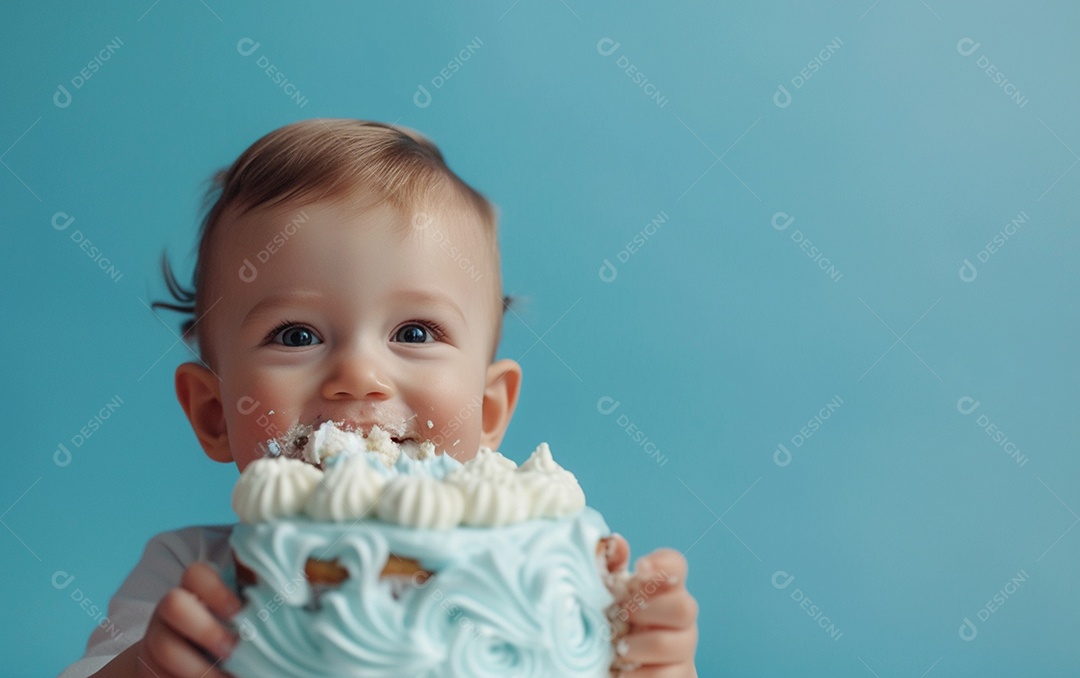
[{"xmin": 223, "ymin": 422, "xmax": 624, "ymax": 677}]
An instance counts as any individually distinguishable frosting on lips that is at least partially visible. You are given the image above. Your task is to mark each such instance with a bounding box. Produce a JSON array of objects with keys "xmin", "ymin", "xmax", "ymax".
[{"xmin": 225, "ymin": 423, "xmax": 615, "ymax": 678}]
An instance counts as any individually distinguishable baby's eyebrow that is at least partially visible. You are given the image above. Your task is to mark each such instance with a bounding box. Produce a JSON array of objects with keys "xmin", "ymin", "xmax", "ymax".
[
  {"xmin": 391, "ymin": 290, "xmax": 466, "ymax": 323},
  {"xmin": 241, "ymin": 291, "xmax": 325, "ymax": 328}
]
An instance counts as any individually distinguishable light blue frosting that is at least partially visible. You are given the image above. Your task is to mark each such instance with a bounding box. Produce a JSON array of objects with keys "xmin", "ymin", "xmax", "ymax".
[
  {"xmin": 225, "ymin": 507, "xmax": 615, "ymax": 677},
  {"xmin": 322, "ymin": 445, "xmax": 465, "ymax": 480}
]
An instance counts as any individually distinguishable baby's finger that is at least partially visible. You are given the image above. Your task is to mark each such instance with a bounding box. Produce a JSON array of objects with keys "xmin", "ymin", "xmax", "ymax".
[
  {"xmin": 156, "ymin": 587, "xmax": 238, "ymax": 662},
  {"xmin": 633, "ymin": 548, "xmax": 688, "ymax": 593},
  {"xmin": 618, "ymin": 661, "xmax": 698, "ymax": 678},
  {"xmin": 614, "ymin": 627, "xmax": 698, "ymax": 667},
  {"xmin": 622, "ymin": 589, "xmax": 699, "ymax": 629},
  {"xmin": 182, "ymin": 561, "xmax": 244, "ymax": 620},
  {"xmin": 143, "ymin": 617, "xmax": 234, "ymax": 678},
  {"xmin": 601, "ymin": 533, "xmax": 630, "ymax": 573}
]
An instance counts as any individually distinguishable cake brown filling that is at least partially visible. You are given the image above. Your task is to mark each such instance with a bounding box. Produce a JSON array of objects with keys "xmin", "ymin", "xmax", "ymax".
[{"xmin": 233, "ymin": 553, "xmax": 432, "ymax": 591}]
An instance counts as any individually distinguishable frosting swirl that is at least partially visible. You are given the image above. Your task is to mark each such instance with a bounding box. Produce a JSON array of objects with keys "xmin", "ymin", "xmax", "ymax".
[
  {"xmin": 517, "ymin": 443, "xmax": 586, "ymax": 518},
  {"xmin": 226, "ymin": 508, "xmax": 615, "ymax": 677},
  {"xmin": 232, "ymin": 457, "xmax": 323, "ymax": 524},
  {"xmin": 305, "ymin": 453, "xmax": 387, "ymax": 522},
  {"xmin": 377, "ymin": 475, "xmax": 465, "ymax": 529},
  {"xmin": 445, "ymin": 469, "xmax": 530, "ymax": 527},
  {"xmin": 518, "ymin": 442, "xmax": 559, "ymax": 474},
  {"xmin": 235, "ymin": 426, "xmax": 588, "ymax": 528}
]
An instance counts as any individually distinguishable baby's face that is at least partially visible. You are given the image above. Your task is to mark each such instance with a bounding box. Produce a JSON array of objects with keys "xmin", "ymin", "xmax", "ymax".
[{"xmin": 203, "ymin": 196, "xmax": 501, "ymax": 471}]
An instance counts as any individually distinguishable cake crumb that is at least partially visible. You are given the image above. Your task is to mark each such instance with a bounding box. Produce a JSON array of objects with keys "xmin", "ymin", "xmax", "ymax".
[
  {"xmin": 426, "ymin": 419, "xmax": 434, "ymax": 429},
  {"xmin": 416, "ymin": 441, "xmax": 436, "ymax": 460},
  {"xmin": 268, "ymin": 410, "xmax": 275, "ymax": 415}
]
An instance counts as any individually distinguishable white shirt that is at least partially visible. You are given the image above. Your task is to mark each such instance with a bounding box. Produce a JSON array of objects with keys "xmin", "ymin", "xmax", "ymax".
[{"xmin": 57, "ymin": 525, "xmax": 235, "ymax": 678}]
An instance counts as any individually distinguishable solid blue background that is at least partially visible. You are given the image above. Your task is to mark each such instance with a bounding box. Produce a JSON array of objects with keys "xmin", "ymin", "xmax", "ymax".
[{"xmin": 3, "ymin": 1, "xmax": 1079, "ymax": 676}]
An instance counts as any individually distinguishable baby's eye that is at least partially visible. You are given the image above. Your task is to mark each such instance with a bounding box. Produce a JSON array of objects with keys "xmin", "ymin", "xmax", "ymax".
[
  {"xmin": 270, "ymin": 324, "xmax": 321, "ymax": 347},
  {"xmin": 392, "ymin": 322, "xmax": 440, "ymax": 344}
]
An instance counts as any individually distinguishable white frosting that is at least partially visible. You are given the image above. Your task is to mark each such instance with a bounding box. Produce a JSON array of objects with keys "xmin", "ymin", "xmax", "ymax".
[
  {"xmin": 305, "ymin": 453, "xmax": 387, "ymax": 521},
  {"xmin": 519, "ymin": 442, "xmax": 559, "ymax": 473},
  {"xmin": 518, "ymin": 471, "xmax": 586, "ymax": 518},
  {"xmin": 307, "ymin": 422, "xmax": 362, "ymax": 465},
  {"xmin": 517, "ymin": 443, "xmax": 586, "ymax": 518},
  {"xmin": 377, "ymin": 475, "xmax": 465, "ymax": 529},
  {"xmin": 446, "ymin": 470, "xmax": 531, "ymax": 526},
  {"xmin": 232, "ymin": 457, "xmax": 323, "ymax": 524},
  {"xmin": 464, "ymin": 447, "xmax": 518, "ymax": 475},
  {"xmin": 235, "ymin": 425, "xmax": 589, "ymax": 528}
]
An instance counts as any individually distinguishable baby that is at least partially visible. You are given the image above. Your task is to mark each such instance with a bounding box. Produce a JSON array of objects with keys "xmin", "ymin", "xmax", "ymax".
[{"xmin": 61, "ymin": 119, "xmax": 699, "ymax": 677}]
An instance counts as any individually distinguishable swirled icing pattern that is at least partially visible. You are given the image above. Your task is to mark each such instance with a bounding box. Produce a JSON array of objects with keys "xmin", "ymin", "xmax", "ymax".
[
  {"xmin": 304, "ymin": 454, "xmax": 386, "ymax": 522},
  {"xmin": 226, "ymin": 509, "xmax": 614, "ymax": 677},
  {"xmin": 232, "ymin": 457, "xmax": 324, "ymax": 523},
  {"xmin": 377, "ymin": 475, "xmax": 465, "ymax": 529},
  {"xmin": 225, "ymin": 424, "xmax": 615, "ymax": 677},
  {"xmin": 236, "ymin": 423, "xmax": 589, "ymax": 528}
]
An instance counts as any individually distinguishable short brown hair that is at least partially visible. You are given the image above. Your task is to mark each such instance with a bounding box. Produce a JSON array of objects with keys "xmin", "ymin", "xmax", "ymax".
[{"xmin": 153, "ymin": 119, "xmax": 507, "ymax": 365}]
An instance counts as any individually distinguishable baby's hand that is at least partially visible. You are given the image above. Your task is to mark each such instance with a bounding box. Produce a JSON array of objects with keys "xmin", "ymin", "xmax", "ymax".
[
  {"xmin": 605, "ymin": 536, "xmax": 699, "ymax": 677},
  {"xmin": 138, "ymin": 562, "xmax": 242, "ymax": 676},
  {"xmin": 96, "ymin": 562, "xmax": 243, "ymax": 677}
]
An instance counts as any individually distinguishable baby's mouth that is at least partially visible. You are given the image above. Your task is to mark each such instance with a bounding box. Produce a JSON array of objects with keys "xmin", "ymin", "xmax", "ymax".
[
  {"xmin": 271, "ymin": 418, "xmax": 436, "ymax": 462},
  {"xmin": 330, "ymin": 416, "xmax": 414, "ymax": 438}
]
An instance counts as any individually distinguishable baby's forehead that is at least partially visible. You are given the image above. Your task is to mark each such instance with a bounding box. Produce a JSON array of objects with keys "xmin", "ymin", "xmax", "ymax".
[
  {"xmin": 210, "ymin": 194, "xmax": 503, "ymax": 317},
  {"xmin": 225, "ymin": 192, "xmax": 488, "ymax": 245}
]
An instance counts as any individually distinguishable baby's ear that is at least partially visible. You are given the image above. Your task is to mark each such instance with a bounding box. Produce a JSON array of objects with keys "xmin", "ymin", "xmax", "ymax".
[
  {"xmin": 479, "ymin": 358, "xmax": 522, "ymax": 450},
  {"xmin": 175, "ymin": 362, "xmax": 233, "ymax": 464}
]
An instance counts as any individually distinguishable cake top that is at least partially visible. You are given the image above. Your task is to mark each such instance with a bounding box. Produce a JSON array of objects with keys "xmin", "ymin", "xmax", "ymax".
[{"xmin": 231, "ymin": 422, "xmax": 586, "ymax": 529}]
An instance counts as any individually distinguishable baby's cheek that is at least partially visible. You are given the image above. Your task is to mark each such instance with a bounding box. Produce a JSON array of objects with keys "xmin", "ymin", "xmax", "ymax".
[
  {"xmin": 418, "ymin": 388, "xmax": 485, "ymax": 459},
  {"xmin": 224, "ymin": 387, "xmax": 296, "ymax": 465}
]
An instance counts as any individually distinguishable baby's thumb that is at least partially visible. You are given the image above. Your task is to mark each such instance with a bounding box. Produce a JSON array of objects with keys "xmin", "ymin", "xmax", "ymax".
[{"xmin": 601, "ymin": 533, "xmax": 630, "ymax": 573}]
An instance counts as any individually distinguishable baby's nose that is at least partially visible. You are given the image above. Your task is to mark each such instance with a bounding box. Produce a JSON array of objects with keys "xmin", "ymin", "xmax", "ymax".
[{"xmin": 321, "ymin": 345, "xmax": 393, "ymax": 401}]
